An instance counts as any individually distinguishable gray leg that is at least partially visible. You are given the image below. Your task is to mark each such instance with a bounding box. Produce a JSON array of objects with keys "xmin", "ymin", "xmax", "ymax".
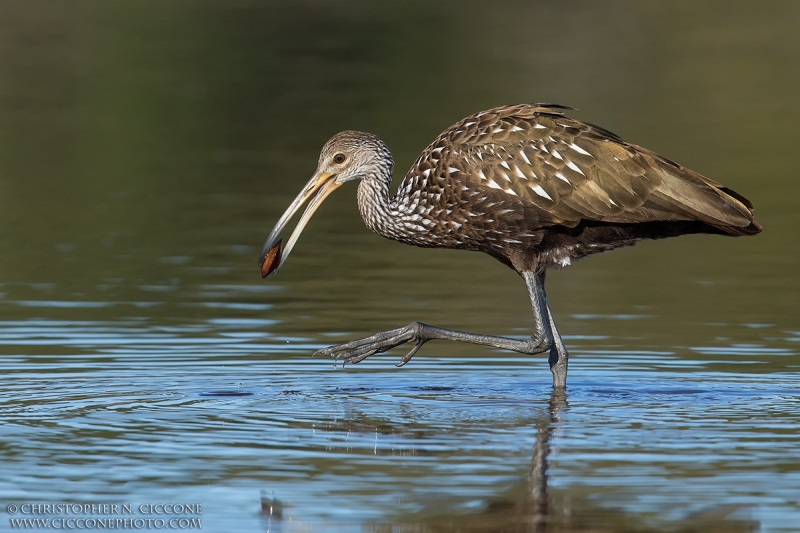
[
  {"xmin": 315, "ymin": 269, "xmax": 569, "ymax": 388},
  {"xmin": 536, "ymin": 271, "xmax": 569, "ymax": 389}
]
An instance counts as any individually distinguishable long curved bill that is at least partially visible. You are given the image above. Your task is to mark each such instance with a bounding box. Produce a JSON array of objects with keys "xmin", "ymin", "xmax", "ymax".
[{"xmin": 259, "ymin": 171, "xmax": 342, "ymax": 278}]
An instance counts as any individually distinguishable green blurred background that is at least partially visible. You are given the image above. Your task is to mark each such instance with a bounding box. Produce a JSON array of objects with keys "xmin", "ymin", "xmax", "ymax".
[{"xmin": 1, "ymin": 1, "xmax": 797, "ymax": 342}]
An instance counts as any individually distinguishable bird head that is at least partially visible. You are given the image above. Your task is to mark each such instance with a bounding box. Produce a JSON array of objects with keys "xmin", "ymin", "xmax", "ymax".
[{"xmin": 259, "ymin": 131, "xmax": 392, "ymax": 278}]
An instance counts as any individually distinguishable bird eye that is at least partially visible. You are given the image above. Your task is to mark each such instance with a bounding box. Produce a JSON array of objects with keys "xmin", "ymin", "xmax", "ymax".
[{"xmin": 333, "ymin": 153, "xmax": 346, "ymax": 164}]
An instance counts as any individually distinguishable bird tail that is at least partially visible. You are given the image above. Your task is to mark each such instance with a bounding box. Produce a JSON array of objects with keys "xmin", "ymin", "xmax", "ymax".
[
  {"xmin": 651, "ymin": 160, "xmax": 763, "ymax": 237},
  {"xmin": 710, "ymin": 186, "xmax": 762, "ymax": 236}
]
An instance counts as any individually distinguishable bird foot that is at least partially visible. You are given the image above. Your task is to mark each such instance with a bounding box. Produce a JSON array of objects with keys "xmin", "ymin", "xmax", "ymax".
[{"xmin": 314, "ymin": 322, "xmax": 428, "ymax": 367}]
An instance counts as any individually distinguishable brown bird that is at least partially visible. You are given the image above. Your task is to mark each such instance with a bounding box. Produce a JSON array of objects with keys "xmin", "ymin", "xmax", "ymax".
[{"xmin": 259, "ymin": 104, "xmax": 761, "ymax": 389}]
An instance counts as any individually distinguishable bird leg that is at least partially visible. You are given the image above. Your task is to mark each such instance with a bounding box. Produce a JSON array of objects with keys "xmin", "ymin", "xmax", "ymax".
[
  {"xmin": 315, "ymin": 270, "xmax": 569, "ymax": 388},
  {"xmin": 537, "ymin": 271, "xmax": 569, "ymax": 389}
]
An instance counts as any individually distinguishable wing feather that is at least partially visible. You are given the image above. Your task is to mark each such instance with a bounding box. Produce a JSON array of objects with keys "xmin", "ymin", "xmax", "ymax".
[{"xmin": 415, "ymin": 104, "xmax": 756, "ymax": 232}]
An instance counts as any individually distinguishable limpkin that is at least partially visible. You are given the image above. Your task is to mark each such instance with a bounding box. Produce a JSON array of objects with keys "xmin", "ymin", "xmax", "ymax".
[{"xmin": 259, "ymin": 104, "xmax": 761, "ymax": 388}]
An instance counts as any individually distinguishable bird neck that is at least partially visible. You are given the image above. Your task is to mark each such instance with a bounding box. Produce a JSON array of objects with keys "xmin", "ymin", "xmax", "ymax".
[{"xmin": 356, "ymin": 171, "xmax": 398, "ymax": 239}]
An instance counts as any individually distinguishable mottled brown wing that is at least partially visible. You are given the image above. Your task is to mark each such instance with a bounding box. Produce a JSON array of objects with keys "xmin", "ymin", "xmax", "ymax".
[{"xmin": 427, "ymin": 104, "xmax": 756, "ymax": 232}]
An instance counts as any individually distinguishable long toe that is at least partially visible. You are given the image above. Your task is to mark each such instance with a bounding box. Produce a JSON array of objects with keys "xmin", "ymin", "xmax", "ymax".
[{"xmin": 316, "ymin": 325, "xmax": 420, "ymax": 365}]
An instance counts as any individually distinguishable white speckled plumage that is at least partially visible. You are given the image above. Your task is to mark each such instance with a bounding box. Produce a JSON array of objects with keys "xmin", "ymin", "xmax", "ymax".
[
  {"xmin": 266, "ymin": 104, "xmax": 760, "ymax": 282},
  {"xmin": 333, "ymin": 104, "xmax": 761, "ymax": 274}
]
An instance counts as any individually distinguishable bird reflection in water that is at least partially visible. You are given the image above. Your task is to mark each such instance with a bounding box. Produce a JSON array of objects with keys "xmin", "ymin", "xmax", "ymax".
[
  {"xmin": 365, "ymin": 390, "xmax": 758, "ymax": 533},
  {"xmin": 256, "ymin": 390, "xmax": 757, "ymax": 532},
  {"xmin": 259, "ymin": 490, "xmax": 283, "ymax": 533}
]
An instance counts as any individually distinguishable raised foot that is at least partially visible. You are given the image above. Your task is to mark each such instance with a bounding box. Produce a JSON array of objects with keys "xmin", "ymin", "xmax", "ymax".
[{"xmin": 314, "ymin": 322, "xmax": 428, "ymax": 367}]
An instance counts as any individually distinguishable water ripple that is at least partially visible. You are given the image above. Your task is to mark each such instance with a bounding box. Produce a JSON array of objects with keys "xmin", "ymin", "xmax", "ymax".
[{"xmin": 1, "ymin": 316, "xmax": 799, "ymax": 531}]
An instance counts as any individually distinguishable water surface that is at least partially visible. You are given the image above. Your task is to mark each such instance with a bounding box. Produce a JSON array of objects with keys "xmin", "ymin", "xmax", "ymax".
[{"xmin": 1, "ymin": 1, "xmax": 799, "ymax": 531}]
